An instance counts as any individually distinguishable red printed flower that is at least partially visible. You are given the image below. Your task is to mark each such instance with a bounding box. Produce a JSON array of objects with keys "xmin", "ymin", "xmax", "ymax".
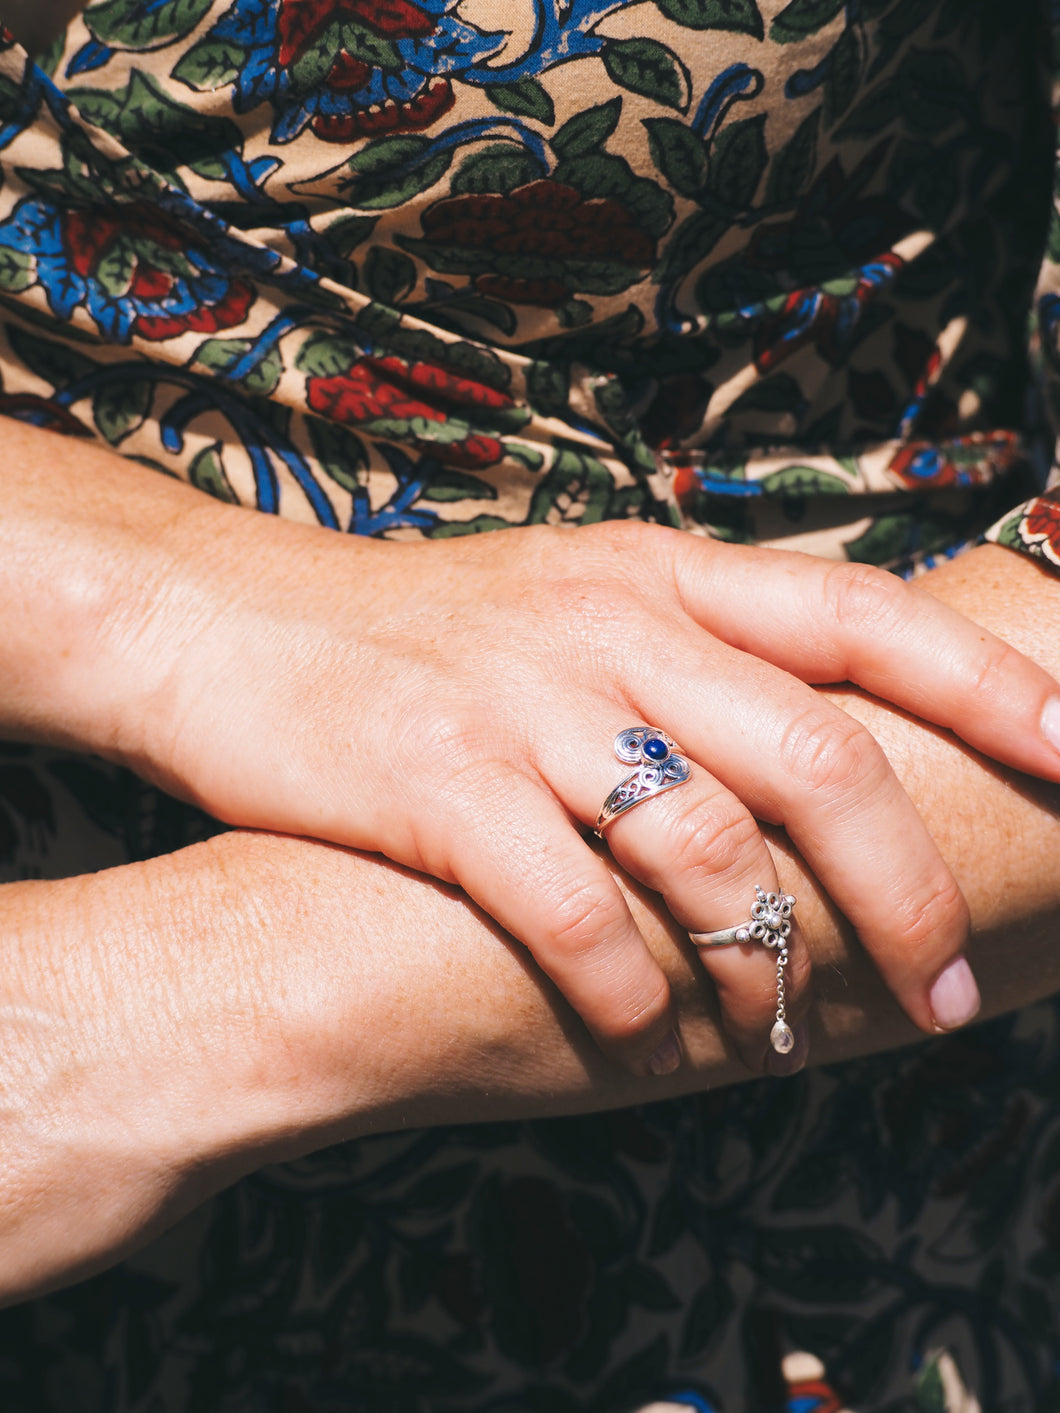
[
  {"xmin": 271, "ymin": 0, "xmax": 455, "ymax": 142},
  {"xmin": 278, "ymin": 0, "xmax": 437, "ymax": 66},
  {"xmin": 887, "ymin": 431, "xmax": 1020, "ymax": 491},
  {"xmin": 1025, "ymin": 490, "xmax": 1060, "ymax": 553},
  {"xmin": 58, "ymin": 204, "xmax": 254, "ymax": 343},
  {"xmin": 306, "ymin": 354, "xmax": 507, "ymax": 468},
  {"xmin": 417, "ymin": 181, "xmax": 657, "ymax": 306}
]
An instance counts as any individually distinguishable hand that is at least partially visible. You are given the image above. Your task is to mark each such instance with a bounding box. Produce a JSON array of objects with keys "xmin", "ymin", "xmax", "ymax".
[{"xmin": 95, "ymin": 506, "xmax": 1060, "ymax": 1074}]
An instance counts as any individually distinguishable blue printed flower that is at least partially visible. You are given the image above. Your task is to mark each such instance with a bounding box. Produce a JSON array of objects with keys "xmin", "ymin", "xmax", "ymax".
[
  {"xmin": 191, "ymin": 0, "xmax": 506, "ymax": 144},
  {"xmin": 0, "ymin": 197, "xmax": 254, "ymax": 343}
]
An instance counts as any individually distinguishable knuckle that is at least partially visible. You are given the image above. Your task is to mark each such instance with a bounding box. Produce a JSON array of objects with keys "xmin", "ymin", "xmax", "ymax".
[
  {"xmin": 666, "ymin": 791, "xmax": 761, "ymax": 882},
  {"xmin": 408, "ymin": 702, "xmax": 478, "ymax": 772},
  {"xmin": 544, "ymin": 874, "xmax": 626, "ymax": 965},
  {"xmin": 890, "ymin": 871, "xmax": 969, "ymax": 964},
  {"xmin": 777, "ymin": 703, "xmax": 886, "ymax": 799},
  {"xmin": 603, "ymin": 973, "xmax": 672, "ymax": 1045},
  {"xmin": 825, "ymin": 561, "xmax": 910, "ymax": 636},
  {"xmin": 964, "ymin": 633, "xmax": 1028, "ymax": 701}
]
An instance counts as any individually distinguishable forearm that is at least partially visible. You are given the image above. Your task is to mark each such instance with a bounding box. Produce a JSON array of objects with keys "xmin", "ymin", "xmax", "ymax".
[{"xmin": 6, "ymin": 598, "xmax": 1060, "ymax": 1307}]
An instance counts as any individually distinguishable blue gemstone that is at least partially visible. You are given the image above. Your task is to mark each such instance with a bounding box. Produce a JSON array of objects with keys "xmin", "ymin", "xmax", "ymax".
[{"xmin": 642, "ymin": 736, "xmax": 669, "ymax": 761}]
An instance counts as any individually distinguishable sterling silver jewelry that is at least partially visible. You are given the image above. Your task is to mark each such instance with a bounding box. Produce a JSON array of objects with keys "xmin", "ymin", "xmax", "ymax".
[
  {"xmin": 690, "ymin": 887, "xmax": 797, "ymax": 1055},
  {"xmin": 594, "ymin": 727, "xmax": 691, "ymax": 835}
]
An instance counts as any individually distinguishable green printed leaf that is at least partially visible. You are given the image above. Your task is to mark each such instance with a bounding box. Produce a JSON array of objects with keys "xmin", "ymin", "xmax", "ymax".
[
  {"xmin": 704, "ymin": 112, "xmax": 767, "ymax": 212},
  {"xmin": 306, "ymin": 416, "xmax": 368, "ymax": 494},
  {"xmin": 838, "ymin": 47, "xmax": 969, "ymax": 139},
  {"xmin": 188, "ymin": 441, "xmax": 238, "ymax": 502},
  {"xmin": 0, "ymin": 245, "xmax": 33, "ymax": 294},
  {"xmin": 770, "ymin": 0, "xmax": 845, "ymax": 43},
  {"xmin": 993, "ymin": 508, "xmax": 1030, "ymax": 552},
  {"xmin": 528, "ymin": 447, "xmax": 614, "ymax": 524},
  {"xmin": 832, "ymin": 79, "xmax": 901, "ymax": 137},
  {"xmin": 194, "ymin": 337, "xmax": 248, "ymax": 372},
  {"xmin": 643, "ymin": 116, "xmax": 707, "ymax": 198},
  {"xmin": 765, "ymin": 107, "xmax": 819, "ymax": 206},
  {"xmin": 556, "ymin": 297, "xmax": 593, "ymax": 328},
  {"xmin": 69, "ymin": 71, "xmax": 242, "ymax": 174},
  {"xmin": 428, "ymin": 514, "xmax": 511, "ymax": 537},
  {"xmin": 897, "ymin": 47, "xmax": 970, "ymax": 133},
  {"xmin": 843, "ymin": 511, "xmax": 915, "ymax": 565},
  {"xmin": 420, "ymin": 469, "xmax": 498, "ymax": 502},
  {"xmin": 915, "ymin": 1359, "xmax": 947, "ymax": 1413},
  {"xmin": 550, "ymin": 97, "xmax": 623, "ymax": 160},
  {"xmin": 5, "ymin": 325, "xmax": 95, "ymax": 386},
  {"xmin": 325, "ymin": 213, "xmax": 377, "ymax": 257},
  {"xmin": 602, "ymin": 38, "xmax": 689, "ymax": 111},
  {"xmin": 506, "ymin": 442, "xmax": 544, "ymax": 472},
  {"xmin": 527, "ymin": 360, "xmax": 570, "ymax": 415},
  {"xmin": 451, "ymin": 144, "xmax": 543, "ymax": 195},
  {"xmin": 759, "ymin": 466, "xmax": 849, "ymax": 496},
  {"xmin": 64, "ymin": 87, "xmax": 121, "ymax": 130},
  {"xmin": 655, "ymin": 209, "xmax": 727, "ymax": 284},
  {"xmin": 824, "ymin": 21, "xmax": 861, "ymax": 123},
  {"xmin": 86, "ymin": 0, "xmax": 214, "ymax": 50},
  {"xmin": 344, "ymin": 135, "xmax": 452, "ymax": 209},
  {"xmin": 483, "ymin": 77, "xmax": 555, "ymax": 125},
  {"xmin": 295, "ymin": 330, "xmax": 362, "ymax": 379},
  {"xmin": 363, "ymin": 245, "xmax": 417, "ymax": 304},
  {"xmin": 93, "ymin": 376, "xmax": 153, "ymax": 445},
  {"xmin": 654, "ymin": 0, "xmax": 764, "ymax": 36},
  {"xmin": 437, "ymin": 291, "xmax": 518, "ymax": 335},
  {"xmin": 553, "ymin": 151, "xmax": 672, "ymax": 236},
  {"xmin": 241, "ymin": 346, "xmax": 282, "ymax": 397},
  {"xmin": 173, "ymin": 36, "xmax": 247, "ymax": 91},
  {"xmin": 96, "ymin": 241, "xmax": 136, "ymax": 299},
  {"xmin": 291, "ymin": 20, "xmax": 399, "ymax": 90}
]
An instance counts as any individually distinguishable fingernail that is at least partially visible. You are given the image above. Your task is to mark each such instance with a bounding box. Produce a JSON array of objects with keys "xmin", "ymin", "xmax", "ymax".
[
  {"xmin": 647, "ymin": 1030, "xmax": 682, "ymax": 1076},
  {"xmin": 767, "ymin": 1020, "xmax": 809, "ymax": 1077},
  {"xmin": 1042, "ymin": 696, "xmax": 1060, "ymax": 754},
  {"xmin": 929, "ymin": 956, "xmax": 981, "ymax": 1031}
]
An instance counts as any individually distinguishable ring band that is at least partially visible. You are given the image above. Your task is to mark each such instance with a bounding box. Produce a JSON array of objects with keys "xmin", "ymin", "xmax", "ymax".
[
  {"xmin": 594, "ymin": 726, "xmax": 691, "ymax": 836},
  {"xmin": 689, "ymin": 887, "xmax": 795, "ymax": 950},
  {"xmin": 690, "ymin": 887, "xmax": 798, "ymax": 1056}
]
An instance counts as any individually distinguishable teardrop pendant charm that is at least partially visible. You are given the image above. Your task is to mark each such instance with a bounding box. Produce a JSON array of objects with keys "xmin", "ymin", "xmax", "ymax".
[{"xmin": 770, "ymin": 1020, "xmax": 795, "ymax": 1055}]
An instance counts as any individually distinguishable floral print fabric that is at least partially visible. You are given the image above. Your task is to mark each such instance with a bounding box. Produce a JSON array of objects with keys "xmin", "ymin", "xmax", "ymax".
[{"xmin": 1, "ymin": 2, "xmax": 1060, "ymax": 1410}]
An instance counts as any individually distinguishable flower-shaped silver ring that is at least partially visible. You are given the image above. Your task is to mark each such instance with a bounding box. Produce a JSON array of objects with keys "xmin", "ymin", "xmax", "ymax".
[{"xmin": 689, "ymin": 887, "xmax": 798, "ymax": 1056}]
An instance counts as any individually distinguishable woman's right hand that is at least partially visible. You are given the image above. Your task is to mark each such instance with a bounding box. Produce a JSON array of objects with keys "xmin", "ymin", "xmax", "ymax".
[
  {"xmin": 83, "ymin": 493, "xmax": 1060, "ymax": 1075},
  {"xmin": 8, "ymin": 425, "xmax": 1060, "ymax": 1076}
]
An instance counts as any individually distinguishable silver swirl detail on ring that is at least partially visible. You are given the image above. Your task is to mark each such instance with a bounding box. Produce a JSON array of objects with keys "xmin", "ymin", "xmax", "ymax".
[{"xmin": 593, "ymin": 727, "xmax": 691, "ymax": 836}]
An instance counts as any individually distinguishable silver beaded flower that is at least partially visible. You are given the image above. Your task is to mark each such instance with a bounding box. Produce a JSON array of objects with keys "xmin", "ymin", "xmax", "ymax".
[{"xmin": 735, "ymin": 887, "xmax": 796, "ymax": 949}]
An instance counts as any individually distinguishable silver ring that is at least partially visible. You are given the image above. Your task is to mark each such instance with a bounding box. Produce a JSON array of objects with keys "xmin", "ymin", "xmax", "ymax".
[
  {"xmin": 690, "ymin": 886, "xmax": 796, "ymax": 950},
  {"xmin": 593, "ymin": 726, "xmax": 691, "ymax": 836},
  {"xmin": 690, "ymin": 887, "xmax": 798, "ymax": 1056}
]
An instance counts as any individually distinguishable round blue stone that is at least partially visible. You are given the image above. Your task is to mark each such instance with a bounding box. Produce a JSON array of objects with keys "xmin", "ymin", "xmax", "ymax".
[{"xmin": 642, "ymin": 736, "xmax": 669, "ymax": 762}]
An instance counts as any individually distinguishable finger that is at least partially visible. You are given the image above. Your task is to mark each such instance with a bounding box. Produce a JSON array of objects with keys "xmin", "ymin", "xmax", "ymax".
[
  {"xmin": 543, "ymin": 719, "xmax": 810, "ymax": 1072},
  {"xmin": 634, "ymin": 634, "xmax": 977, "ymax": 1036},
  {"xmin": 432, "ymin": 762, "xmax": 680, "ymax": 1077},
  {"xmin": 672, "ymin": 542, "xmax": 1060, "ymax": 782}
]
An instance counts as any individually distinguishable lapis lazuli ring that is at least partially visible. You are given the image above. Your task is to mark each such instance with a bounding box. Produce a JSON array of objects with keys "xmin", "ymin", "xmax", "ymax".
[
  {"xmin": 690, "ymin": 887, "xmax": 798, "ymax": 1055},
  {"xmin": 593, "ymin": 727, "xmax": 692, "ymax": 836}
]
